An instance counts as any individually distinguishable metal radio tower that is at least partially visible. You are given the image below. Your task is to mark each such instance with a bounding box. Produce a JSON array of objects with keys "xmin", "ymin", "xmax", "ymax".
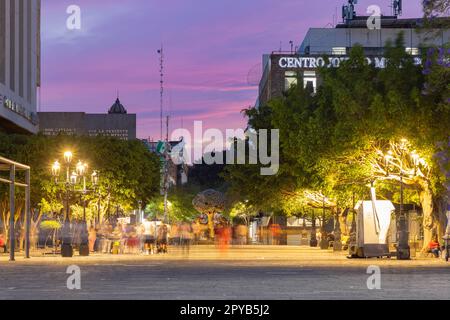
[{"xmin": 158, "ymin": 45, "xmax": 164, "ymax": 141}]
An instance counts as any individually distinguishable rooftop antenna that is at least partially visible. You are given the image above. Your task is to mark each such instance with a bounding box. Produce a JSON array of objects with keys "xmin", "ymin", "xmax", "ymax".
[
  {"xmin": 157, "ymin": 45, "xmax": 164, "ymax": 141},
  {"xmin": 342, "ymin": 0, "xmax": 358, "ymax": 23},
  {"xmin": 289, "ymin": 40, "xmax": 294, "ymax": 53},
  {"xmin": 393, "ymin": 0, "xmax": 402, "ymax": 16}
]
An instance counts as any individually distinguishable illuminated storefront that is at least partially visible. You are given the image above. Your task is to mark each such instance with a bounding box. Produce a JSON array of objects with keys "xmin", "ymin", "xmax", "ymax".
[{"xmin": 257, "ymin": 16, "xmax": 449, "ymax": 107}]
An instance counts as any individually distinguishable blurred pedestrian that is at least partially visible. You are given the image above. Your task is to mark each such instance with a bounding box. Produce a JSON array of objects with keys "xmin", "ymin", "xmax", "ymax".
[
  {"xmin": 142, "ymin": 219, "xmax": 156, "ymax": 255},
  {"xmin": 217, "ymin": 223, "xmax": 232, "ymax": 253},
  {"xmin": 88, "ymin": 226, "xmax": 97, "ymax": 253},
  {"xmin": 136, "ymin": 222, "xmax": 145, "ymax": 253},
  {"xmin": 270, "ymin": 224, "xmax": 281, "ymax": 245},
  {"xmin": 111, "ymin": 224, "xmax": 123, "ymax": 254},
  {"xmin": 101, "ymin": 224, "xmax": 113, "ymax": 254},
  {"xmin": 316, "ymin": 231, "xmax": 322, "ymax": 245},
  {"xmin": 157, "ymin": 224, "xmax": 169, "ymax": 254},
  {"xmin": 236, "ymin": 224, "xmax": 248, "ymax": 246},
  {"xmin": 192, "ymin": 220, "xmax": 201, "ymax": 245},
  {"xmin": 180, "ymin": 223, "xmax": 192, "ymax": 256},
  {"xmin": 0, "ymin": 233, "xmax": 7, "ymax": 253},
  {"xmin": 170, "ymin": 223, "xmax": 180, "ymax": 246}
]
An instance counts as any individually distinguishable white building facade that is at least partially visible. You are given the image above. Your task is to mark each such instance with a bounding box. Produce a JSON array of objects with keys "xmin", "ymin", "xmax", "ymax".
[{"xmin": 257, "ymin": 17, "xmax": 449, "ymax": 107}]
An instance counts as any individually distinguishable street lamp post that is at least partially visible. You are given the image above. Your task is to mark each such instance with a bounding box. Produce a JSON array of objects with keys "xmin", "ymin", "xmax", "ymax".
[
  {"xmin": 384, "ymin": 142, "xmax": 411, "ymax": 260},
  {"xmin": 52, "ymin": 152, "xmax": 98, "ymax": 257},
  {"xmin": 310, "ymin": 211, "xmax": 318, "ymax": 247},
  {"xmin": 333, "ymin": 208, "xmax": 342, "ymax": 251},
  {"xmin": 93, "ymin": 171, "xmax": 100, "ymax": 227},
  {"xmin": 138, "ymin": 200, "xmax": 143, "ymax": 225},
  {"xmin": 77, "ymin": 161, "xmax": 89, "ymax": 256},
  {"xmin": 52, "ymin": 151, "xmax": 74, "ymax": 257},
  {"xmin": 320, "ymin": 197, "xmax": 328, "ymax": 250},
  {"xmin": 397, "ymin": 140, "xmax": 411, "ymax": 260}
]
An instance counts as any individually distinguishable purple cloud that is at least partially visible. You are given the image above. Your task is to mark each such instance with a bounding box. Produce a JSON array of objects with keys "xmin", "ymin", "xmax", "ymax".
[{"xmin": 41, "ymin": 0, "xmax": 424, "ymax": 139}]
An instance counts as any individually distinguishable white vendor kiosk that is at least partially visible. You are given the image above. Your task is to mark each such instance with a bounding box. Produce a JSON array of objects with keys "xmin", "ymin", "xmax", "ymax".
[{"xmin": 353, "ymin": 188, "xmax": 395, "ymax": 258}]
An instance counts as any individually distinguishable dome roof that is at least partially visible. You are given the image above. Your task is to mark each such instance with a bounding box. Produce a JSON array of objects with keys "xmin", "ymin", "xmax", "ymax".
[{"xmin": 108, "ymin": 98, "xmax": 127, "ymax": 114}]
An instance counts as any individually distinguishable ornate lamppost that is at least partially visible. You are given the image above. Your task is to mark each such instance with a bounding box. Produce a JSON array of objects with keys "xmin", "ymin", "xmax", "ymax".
[
  {"xmin": 137, "ymin": 200, "xmax": 143, "ymax": 225},
  {"xmin": 319, "ymin": 197, "xmax": 329, "ymax": 250},
  {"xmin": 384, "ymin": 140, "xmax": 413, "ymax": 260},
  {"xmin": 333, "ymin": 208, "xmax": 342, "ymax": 251},
  {"xmin": 76, "ymin": 162, "xmax": 99, "ymax": 256},
  {"xmin": 52, "ymin": 152, "xmax": 98, "ymax": 257},
  {"xmin": 310, "ymin": 210, "xmax": 318, "ymax": 247}
]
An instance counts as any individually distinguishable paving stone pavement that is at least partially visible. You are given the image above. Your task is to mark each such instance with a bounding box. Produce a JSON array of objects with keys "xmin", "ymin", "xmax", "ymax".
[{"xmin": 0, "ymin": 246, "xmax": 449, "ymax": 300}]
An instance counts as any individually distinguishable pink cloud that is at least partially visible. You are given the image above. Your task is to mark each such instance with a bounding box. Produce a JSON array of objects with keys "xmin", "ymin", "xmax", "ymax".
[{"xmin": 41, "ymin": 0, "xmax": 424, "ymax": 139}]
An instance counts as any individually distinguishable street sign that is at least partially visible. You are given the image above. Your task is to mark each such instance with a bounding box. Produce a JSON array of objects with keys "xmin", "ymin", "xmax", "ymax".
[{"xmin": 156, "ymin": 141, "xmax": 166, "ymax": 154}]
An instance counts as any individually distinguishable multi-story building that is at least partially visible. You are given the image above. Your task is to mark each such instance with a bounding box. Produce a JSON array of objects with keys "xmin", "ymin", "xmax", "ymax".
[
  {"xmin": 38, "ymin": 97, "xmax": 137, "ymax": 140},
  {"xmin": 257, "ymin": 16, "xmax": 449, "ymax": 107},
  {"xmin": 0, "ymin": 0, "xmax": 40, "ymax": 134}
]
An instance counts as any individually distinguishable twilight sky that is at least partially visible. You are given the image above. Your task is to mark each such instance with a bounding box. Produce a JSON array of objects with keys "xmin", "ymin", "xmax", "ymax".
[{"xmin": 41, "ymin": 0, "xmax": 424, "ymax": 140}]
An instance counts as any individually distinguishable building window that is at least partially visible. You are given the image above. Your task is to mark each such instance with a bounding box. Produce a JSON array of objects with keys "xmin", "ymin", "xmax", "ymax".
[
  {"xmin": 285, "ymin": 71, "xmax": 297, "ymax": 90},
  {"xmin": 405, "ymin": 47, "xmax": 419, "ymax": 55},
  {"xmin": 332, "ymin": 47, "xmax": 347, "ymax": 55},
  {"xmin": 303, "ymin": 71, "xmax": 317, "ymax": 93}
]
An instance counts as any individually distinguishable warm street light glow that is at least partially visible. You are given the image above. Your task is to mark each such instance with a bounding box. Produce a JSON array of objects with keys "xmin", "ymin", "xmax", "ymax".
[
  {"xmin": 411, "ymin": 151, "xmax": 419, "ymax": 166},
  {"xmin": 64, "ymin": 151, "xmax": 73, "ymax": 164},
  {"xmin": 70, "ymin": 171, "xmax": 78, "ymax": 184},
  {"xmin": 76, "ymin": 161, "xmax": 86, "ymax": 176},
  {"xmin": 91, "ymin": 171, "xmax": 99, "ymax": 185},
  {"xmin": 385, "ymin": 150, "xmax": 393, "ymax": 162},
  {"xmin": 52, "ymin": 161, "xmax": 61, "ymax": 177},
  {"xmin": 400, "ymin": 138, "xmax": 408, "ymax": 151}
]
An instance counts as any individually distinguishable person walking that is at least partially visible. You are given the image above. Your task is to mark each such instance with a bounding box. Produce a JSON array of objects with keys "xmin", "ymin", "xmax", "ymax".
[
  {"xmin": 270, "ymin": 224, "xmax": 281, "ymax": 245},
  {"xmin": 180, "ymin": 223, "xmax": 192, "ymax": 256},
  {"xmin": 142, "ymin": 219, "xmax": 156, "ymax": 255},
  {"xmin": 236, "ymin": 224, "xmax": 248, "ymax": 246},
  {"xmin": 136, "ymin": 222, "xmax": 145, "ymax": 253},
  {"xmin": 192, "ymin": 220, "xmax": 201, "ymax": 245},
  {"xmin": 157, "ymin": 224, "xmax": 169, "ymax": 254},
  {"xmin": 170, "ymin": 223, "xmax": 180, "ymax": 246}
]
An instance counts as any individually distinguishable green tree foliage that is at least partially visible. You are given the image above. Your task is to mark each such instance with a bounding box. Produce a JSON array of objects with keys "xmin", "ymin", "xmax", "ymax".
[
  {"xmin": 422, "ymin": 0, "xmax": 449, "ymax": 29},
  {"xmin": 225, "ymin": 36, "xmax": 449, "ymax": 247},
  {"xmin": 0, "ymin": 134, "xmax": 160, "ymax": 231},
  {"xmin": 145, "ymin": 184, "xmax": 201, "ymax": 222}
]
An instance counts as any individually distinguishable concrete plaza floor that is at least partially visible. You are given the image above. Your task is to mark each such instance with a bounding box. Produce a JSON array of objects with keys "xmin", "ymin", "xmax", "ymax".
[{"xmin": 0, "ymin": 246, "xmax": 449, "ymax": 300}]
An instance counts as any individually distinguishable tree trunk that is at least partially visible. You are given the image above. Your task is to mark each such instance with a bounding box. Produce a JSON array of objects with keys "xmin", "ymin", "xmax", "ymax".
[
  {"xmin": 420, "ymin": 184, "xmax": 435, "ymax": 253},
  {"xmin": 30, "ymin": 208, "xmax": 43, "ymax": 250},
  {"xmin": 207, "ymin": 212, "xmax": 215, "ymax": 240}
]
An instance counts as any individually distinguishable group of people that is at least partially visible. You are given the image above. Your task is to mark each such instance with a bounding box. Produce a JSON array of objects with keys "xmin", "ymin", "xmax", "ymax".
[{"xmin": 84, "ymin": 219, "xmax": 202, "ymax": 255}]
